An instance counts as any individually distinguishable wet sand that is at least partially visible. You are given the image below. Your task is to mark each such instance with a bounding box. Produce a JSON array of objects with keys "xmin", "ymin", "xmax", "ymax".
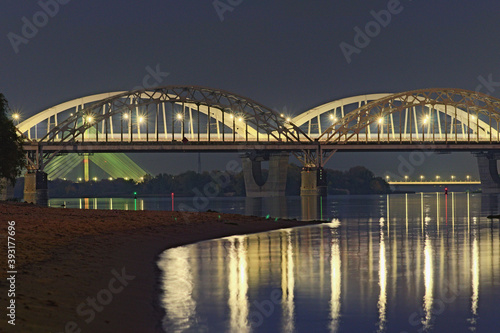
[{"xmin": 0, "ymin": 202, "xmax": 313, "ymax": 332}]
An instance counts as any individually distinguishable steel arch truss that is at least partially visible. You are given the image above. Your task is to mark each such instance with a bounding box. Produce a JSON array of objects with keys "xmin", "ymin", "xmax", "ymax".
[
  {"xmin": 318, "ymin": 88, "xmax": 500, "ymax": 144},
  {"xmin": 39, "ymin": 86, "xmax": 310, "ymax": 145}
]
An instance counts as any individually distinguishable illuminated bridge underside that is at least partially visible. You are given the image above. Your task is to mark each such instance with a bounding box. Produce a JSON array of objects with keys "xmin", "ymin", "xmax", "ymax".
[{"xmin": 46, "ymin": 153, "xmax": 147, "ymax": 181}]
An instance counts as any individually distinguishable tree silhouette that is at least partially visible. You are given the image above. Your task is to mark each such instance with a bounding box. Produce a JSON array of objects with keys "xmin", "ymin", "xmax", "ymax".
[{"xmin": 0, "ymin": 94, "xmax": 25, "ymax": 186}]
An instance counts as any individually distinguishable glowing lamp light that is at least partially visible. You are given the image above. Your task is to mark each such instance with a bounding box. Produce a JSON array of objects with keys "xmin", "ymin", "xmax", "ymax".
[
  {"xmin": 123, "ymin": 113, "xmax": 129, "ymax": 119},
  {"xmin": 12, "ymin": 113, "xmax": 20, "ymax": 120},
  {"xmin": 87, "ymin": 116, "xmax": 93, "ymax": 123},
  {"xmin": 230, "ymin": 114, "xmax": 234, "ymax": 119},
  {"xmin": 176, "ymin": 113, "xmax": 183, "ymax": 120},
  {"xmin": 286, "ymin": 117, "xmax": 291, "ymax": 122},
  {"xmin": 238, "ymin": 117, "xmax": 243, "ymax": 122},
  {"xmin": 329, "ymin": 114, "xmax": 334, "ymax": 120},
  {"xmin": 280, "ymin": 114, "xmax": 284, "ymax": 118},
  {"xmin": 378, "ymin": 117, "xmax": 383, "ymax": 124},
  {"xmin": 138, "ymin": 116, "xmax": 144, "ymax": 123},
  {"xmin": 109, "ymin": 177, "xmax": 113, "ymax": 181}
]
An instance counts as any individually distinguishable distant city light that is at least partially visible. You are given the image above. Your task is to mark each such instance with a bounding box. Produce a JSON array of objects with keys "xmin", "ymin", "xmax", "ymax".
[
  {"xmin": 93, "ymin": 177, "xmax": 98, "ymax": 181},
  {"xmin": 109, "ymin": 177, "xmax": 113, "ymax": 181},
  {"xmin": 78, "ymin": 177, "xmax": 82, "ymax": 182}
]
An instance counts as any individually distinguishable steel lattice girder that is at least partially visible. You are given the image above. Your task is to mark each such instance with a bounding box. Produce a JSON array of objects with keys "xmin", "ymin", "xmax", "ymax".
[
  {"xmin": 318, "ymin": 88, "xmax": 500, "ymax": 143},
  {"xmin": 41, "ymin": 86, "xmax": 311, "ymax": 144}
]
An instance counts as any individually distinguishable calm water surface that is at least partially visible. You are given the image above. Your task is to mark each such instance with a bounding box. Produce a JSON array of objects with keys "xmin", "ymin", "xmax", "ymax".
[{"xmin": 156, "ymin": 193, "xmax": 500, "ymax": 332}]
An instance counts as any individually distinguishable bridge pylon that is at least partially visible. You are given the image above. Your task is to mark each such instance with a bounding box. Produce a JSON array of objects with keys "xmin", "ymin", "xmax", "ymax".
[
  {"xmin": 23, "ymin": 143, "xmax": 49, "ymax": 205},
  {"xmin": 241, "ymin": 152, "xmax": 289, "ymax": 197},
  {"xmin": 294, "ymin": 146, "xmax": 335, "ymax": 197},
  {"xmin": 475, "ymin": 151, "xmax": 500, "ymax": 194}
]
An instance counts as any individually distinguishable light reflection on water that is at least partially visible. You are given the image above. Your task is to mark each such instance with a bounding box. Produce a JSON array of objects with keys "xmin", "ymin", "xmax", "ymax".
[{"xmin": 157, "ymin": 193, "xmax": 500, "ymax": 332}]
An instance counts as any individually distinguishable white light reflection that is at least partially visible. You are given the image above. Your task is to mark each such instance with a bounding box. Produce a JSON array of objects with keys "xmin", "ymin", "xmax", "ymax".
[
  {"xmin": 329, "ymin": 228, "xmax": 341, "ymax": 333},
  {"xmin": 159, "ymin": 247, "xmax": 197, "ymax": 332},
  {"xmin": 377, "ymin": 217, "xmax": 387, "ymax": 333},
  {"xmin": 228, "ymin": 237, "xmax": 250, "ymax": 333},
  {"xmin": 328, "ymin": 218, "xmax": 341, "ymax": 229},
  {"xmin": 422, "ymin": 236, "xmax": 434, "ymax": 330},
  {"xmin": 281, "ymin": 230, "xmax": 295, "ymax": 332},
  {"xmin": 469, "ymin": 229, "xmax": 479, "ymax": 328}
]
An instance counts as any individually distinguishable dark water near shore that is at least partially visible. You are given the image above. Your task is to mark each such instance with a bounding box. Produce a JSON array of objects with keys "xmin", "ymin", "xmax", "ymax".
[{"xmin": 155, "ymin": 193, "xmax": 500, "ymax": 332}]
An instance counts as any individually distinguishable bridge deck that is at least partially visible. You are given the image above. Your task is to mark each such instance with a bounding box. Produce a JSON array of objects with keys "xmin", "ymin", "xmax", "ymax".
[{"xmin": 24, "ymin": 140, "xmax": 500, "ymax": 153}]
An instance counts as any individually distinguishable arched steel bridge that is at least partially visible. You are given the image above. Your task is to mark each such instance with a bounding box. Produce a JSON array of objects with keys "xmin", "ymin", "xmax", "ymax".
[{"xmin": 17, "ymin": 86, "xmax": 500, "ymax": 172}]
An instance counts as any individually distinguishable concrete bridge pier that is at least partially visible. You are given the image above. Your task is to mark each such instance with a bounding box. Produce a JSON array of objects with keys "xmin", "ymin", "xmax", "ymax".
[
  {"xmin": 24, "ymin": 170, "xmax": 48, "ymax": 205},
  {"xmin": 300, "ymin": 167, "xmax": 327, "ymax": 197},
  {"xmin": 475, "ymin": 152, "xmax": 500, "ymax": 194},
  {"xmin": 241, "ymin": 152, "xmax": 289, "ymax": 197}
]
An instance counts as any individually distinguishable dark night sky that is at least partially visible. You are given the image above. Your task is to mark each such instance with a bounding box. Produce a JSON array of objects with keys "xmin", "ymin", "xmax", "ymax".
[{"xmin": 2, "ymin": 0, "xmax": 500, "ymax": 179}]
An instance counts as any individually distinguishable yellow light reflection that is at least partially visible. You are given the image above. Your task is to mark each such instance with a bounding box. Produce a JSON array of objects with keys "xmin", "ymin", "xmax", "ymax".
[
  {"xmin": 281, "ymin": 230, "xmax": 295, "ymax": 332},
  {"xmin": 377, "ymin": 217, "xmax": 387, "ymax": 332},
  {"xmin": 470, "ymin": 230, "xmax": 479, "ymax": 327},
  {"xmin": 329, "ymin": 229, "xmax": 341, "ymax": 333},
  {"xmin": 423, "ymin": 237, "xmax": 434, "ymax": 330},
  {"xmin": 160, "ymin": 247, "xmax": 196, "ymax": 332},
  {"xmin": 228, "ymin": 237, "xmax": 250, "ymax": 333}
]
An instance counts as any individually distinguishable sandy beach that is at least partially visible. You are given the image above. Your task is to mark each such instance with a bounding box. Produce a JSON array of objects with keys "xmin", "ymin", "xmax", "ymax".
[{"xmin": 0, "ymin": 202, "xmax": 313, "ymax": 332}]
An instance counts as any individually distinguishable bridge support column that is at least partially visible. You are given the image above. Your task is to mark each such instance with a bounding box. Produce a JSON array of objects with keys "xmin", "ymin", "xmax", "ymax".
[
  {"xmin": 24, "ymin": 170, "xmax": 48, "ymax": 205},
  {"xmin": 475, "ymin": 152, "xmax": 500, "ymax": 194},
  {"xmin": 300, "ymin": 167, "xmax": 327, "ymax": 196},
  {"xmin": 241, "ymin": 152, "xmax": 289, "ymax": 197},
  {"xmin": 0, "ymin": 178, "xmax": 14, "ymax": 201}
]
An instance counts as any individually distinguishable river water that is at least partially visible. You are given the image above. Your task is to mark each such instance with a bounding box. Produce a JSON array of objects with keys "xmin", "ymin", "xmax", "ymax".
[
  {"xmin": 49, "ymin": 194, "xmax": 500, "ymax": 332},
  {"xmin": 153, "ymin": 193, "xmax": 500, "ymax": 332}
]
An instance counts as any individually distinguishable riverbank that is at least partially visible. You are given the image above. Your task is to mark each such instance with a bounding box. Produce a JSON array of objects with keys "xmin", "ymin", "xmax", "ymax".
[{"xmin": 0, "ymin": 202, "xmax": 314, "ymax": 332}]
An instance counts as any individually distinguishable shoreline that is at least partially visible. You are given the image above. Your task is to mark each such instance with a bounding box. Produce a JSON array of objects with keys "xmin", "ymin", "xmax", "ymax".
[{"xmin": 0, "ymin": 202, "xmax": 316, "ymax": 332}]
